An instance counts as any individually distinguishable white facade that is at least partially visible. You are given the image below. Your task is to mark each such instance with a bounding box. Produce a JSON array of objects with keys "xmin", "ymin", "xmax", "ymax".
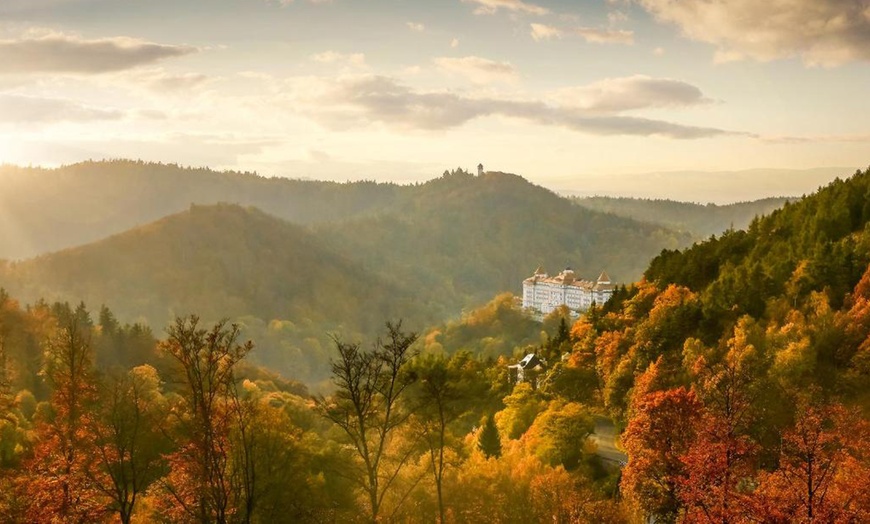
[{"xmin": 522, "ymin": 267, "xmax": 615, "ymax": 315}]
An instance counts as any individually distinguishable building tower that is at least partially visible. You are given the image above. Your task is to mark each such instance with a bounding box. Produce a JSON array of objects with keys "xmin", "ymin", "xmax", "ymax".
[{"xmin": 478, "ymin": 163, "xmax": 484, "ymax": 176}]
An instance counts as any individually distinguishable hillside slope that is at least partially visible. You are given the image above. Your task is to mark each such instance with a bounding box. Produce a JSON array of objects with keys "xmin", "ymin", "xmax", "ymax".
[
  {"xmin": 0, "ymin": 160, "xmax": 406, "ymax": 260},
  {"xmin": 559, "ymin": 166, "xmax": 870, "ymax": 523},
  {"xmin": 572, "ymin": 196, "xmax": 790, "ymax": 239},
  {"xmin": 318, "ymin": 170, "xmax": 691, "ymax": 314},
  {"xmin": 646, "ymin": 167, "xmax": 870, "ymax": 322},
  {"xmin": 572, "ymin": 166, "xmax": 870, "ymax": 421},
  {"xmin": 0, "ymin": 204, "xmax": 429, "ymax": 382}
]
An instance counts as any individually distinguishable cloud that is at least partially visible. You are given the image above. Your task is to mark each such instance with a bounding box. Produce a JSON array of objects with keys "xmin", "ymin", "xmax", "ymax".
[
  {"xmin": 462, "ymin": 0, "xmax": 549, "ymax": 16},
  {"xmin": 551, "ymin": 75, "xmax": 711, "ymax": 112},
  {"xmin": 126, "ymin": 70, "xmax": 210, "ymax": 92},
  {"xmin": 0, "ymin": 94, "xmax": 123, "ymax": 123},
  {"xmin": 451, "ymin": 38, "xmax": 460, "ymax": 48},
  {"xmin": 149, "ymin": 72, "xmax": 209, "ymax": 92},
  {"xmin": 530, "ymin": 23, "xmax": 634, "ymax": 44},
  {"xmin": 135, "ymin": 109, "xmax": 169, "ymax": 120},
  {"xmin": 0, "ymin": 33, "xmax": 196, "ymax": 74},
  {"xmin": 574, "ymin": 27, "xmax": 634, "ymax": 44},
  {"xmin": 304, "ymin": 75, "xmax": 738, "ymax": 139},
  {"xmin": 307, "ymin": 149, "xmax": 332, "ymax": 162},
  {"xmin": 760, "ymin": 133, "xmax": 870, "ymax": 144},
  {"xmin": 0, "ymin": 0, "xmax": 100, "ymax": 13},
  {"xmin": 637, "ymin": 0, "xmax": 870, "ymax": 66},
  {"xmin": 267, "ymin": 0, "xmax": 333, "ymax": 5},
  {"xmin": 434, "ymin": 56, "xmax": 519, "ymax": 84},
  {"xmin": 407, "ymin": 22, "xmax": 425, "ymax": 32},
  {"xmin": 310, "ymin": 51, "xmax": 367, "ymax": 68},
  {"xmin": 530, "ymin": 23, "xmax": 563, "ymax": 41},
  {"xmin": 13, "ymin": 133, "xmax": 280, "ymax": 169},
  {"xmin": 607, "ymin": 10, "xmax": 629, "ymax": 24}
]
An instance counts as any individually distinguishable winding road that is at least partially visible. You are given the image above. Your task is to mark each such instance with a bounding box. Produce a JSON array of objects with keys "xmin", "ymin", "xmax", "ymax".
[{"xmin": 590, "ymin": 416, "xmax": 627, "ymax": 466}]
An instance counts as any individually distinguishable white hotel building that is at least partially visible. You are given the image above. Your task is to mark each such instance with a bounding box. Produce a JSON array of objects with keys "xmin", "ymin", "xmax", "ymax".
[{"xmin": 522, "ymin": 267, "xmax": 615, "ymax": 315}]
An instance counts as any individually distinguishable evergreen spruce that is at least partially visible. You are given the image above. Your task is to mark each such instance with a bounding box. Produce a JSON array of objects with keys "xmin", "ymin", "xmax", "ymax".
[{"xmin": 478, "ymin": 414, "xmax": 502, "ymax": 458}]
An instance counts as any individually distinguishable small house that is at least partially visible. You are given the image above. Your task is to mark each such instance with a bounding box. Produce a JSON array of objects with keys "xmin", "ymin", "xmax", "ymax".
[{"xmin": 508, "ymin": 353, "xmax": 545, "ymax": 389}]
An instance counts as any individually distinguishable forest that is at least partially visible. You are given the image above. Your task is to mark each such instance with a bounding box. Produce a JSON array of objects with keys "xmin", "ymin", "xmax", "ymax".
[
  {"xmin": 0, "ymin": 165, "xmax": 690, "ymax": 387},
  {"xmin": 0, "ymin": 166, "xmax": 867, "ymax": 522},
  {"xmin": 0, "ymin": 162, "xmax": 688, "ymax": 263}
]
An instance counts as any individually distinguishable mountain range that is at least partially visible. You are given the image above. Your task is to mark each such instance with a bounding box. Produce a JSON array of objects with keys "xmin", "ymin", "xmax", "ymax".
[
  {"xmin": 572, "ymin": 196, "xmax": 791, "ymax": 239},
  {"xmin": 0, "ymin": 160, "xmax": 806, "ymax": 383}
]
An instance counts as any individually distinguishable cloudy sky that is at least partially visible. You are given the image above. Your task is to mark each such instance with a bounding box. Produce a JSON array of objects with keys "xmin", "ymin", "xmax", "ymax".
[{"xmin": 0, "ymin": 0, "xmax": 868, "ymax": 201}]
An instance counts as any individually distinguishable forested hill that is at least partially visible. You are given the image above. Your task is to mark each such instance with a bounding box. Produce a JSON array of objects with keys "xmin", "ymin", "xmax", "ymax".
[
  {"xmin": 572, "ymin": 196, "xmax": 791, "ymax": 239},
  {"xmin": 0, "ymin": 160, "xmax": 407, "ymax": 260},
  {"xmin": 0, "ymin": 204, "xmax": 430, "ymax": 382},
  {"xmin": 4, "ymin": 161, "xmax": 693, "ymax": 263},
  {"xmin": 646, "ymin": 167, "xmax": 870, "ymax": 321},
  {"xmin": 573, "ymin": 165, "xmax": 870, "ymax": 424},
  {"xmin": 563, "ymin": 166, "xmax": 870, "ymax": 522},
  {"xmin": 316, "ymin": 170, "xmax": 691, "ymax": 311}
]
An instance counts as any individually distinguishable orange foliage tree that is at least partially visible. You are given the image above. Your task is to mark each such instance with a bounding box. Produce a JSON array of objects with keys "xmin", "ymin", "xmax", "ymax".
[
  {"xmin": 753, "ymin": 400, "xmax": 870, "ymax": 523},
  {"xmin": 621, "ymin": 387, "xmax": 702, "ymax": 522},
  {"xmin": 22, "ymin": 317, "xmax": 110, "ymax": 522},
  {"xmin": 678, "ymin": 327, "xmax": 762, "ymax": 523},
  {"xmin": 153, "ymin": 316, "xmax": 253, "ymax": 524}
]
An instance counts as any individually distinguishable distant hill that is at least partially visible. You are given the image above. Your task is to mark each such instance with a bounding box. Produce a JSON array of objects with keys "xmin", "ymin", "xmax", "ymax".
[
  {"xmin": 0, "ymin": 160, "xmax": 406, "ymax": 260},
  {"xmin": 571, "ymin": 196, "xmax": 791, "ymax": 239},
  {"xmin": 554, "ymin": 167, "xmax": 851, "ymax": 204},
  {"xmin": 0, "ymin": 168, "xmax": 688, "ymax": 319},
  {"xmin": 0, "ymin": 166, "xmax": 693, "ymax": 384},
  {"xmin": 0, "ymin": 161, "xmax": 691, "ymax": 290},
  {"xmin": 0, "ymin": 204, "xmax": 430, "ymax": 383},
  {"xmin": 316, "ymin": 170, "xmax": 691, "ymax": 315}
]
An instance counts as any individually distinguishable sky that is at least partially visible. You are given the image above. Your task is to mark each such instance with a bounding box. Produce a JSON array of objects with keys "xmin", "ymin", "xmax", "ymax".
[{"xmin": 0, "ymin": 0, "xmax": 868, "ymax": 201}]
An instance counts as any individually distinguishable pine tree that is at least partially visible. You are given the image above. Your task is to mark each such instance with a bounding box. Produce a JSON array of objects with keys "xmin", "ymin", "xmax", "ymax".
[{"xmin": 478, "ymin": 414, "xmax": 502, "ymax": 458}]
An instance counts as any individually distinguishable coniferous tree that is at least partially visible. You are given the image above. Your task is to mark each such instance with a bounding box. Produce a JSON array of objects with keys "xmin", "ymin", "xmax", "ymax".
[{"xmin": 478, "ymin": 414, "xmax": 501, "ymax": 458}]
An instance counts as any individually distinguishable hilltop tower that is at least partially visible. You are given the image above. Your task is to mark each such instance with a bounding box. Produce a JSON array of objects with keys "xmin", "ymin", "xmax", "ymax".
[{"xmin": 478, "ymin": 163, "xmax": 484, "ymax": 176}]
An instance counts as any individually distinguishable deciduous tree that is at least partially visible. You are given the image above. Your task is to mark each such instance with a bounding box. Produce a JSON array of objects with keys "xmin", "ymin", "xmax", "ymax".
[
  {"xmin": 24, "ymin": 316, "xmax": 109, "ymax": 522},
  {"xmin": 91, "ymin": 365, "xmax": 170, "ymax": 524},
  {"xmin": 320, "ymin": 321, "xmax": 419, "ymax": 523},
  {"xmin": 621, "ymin": 387, "xmax": 702, "ymax": 523},
  {"xmin": 753, "ymin": 400, "xmax": 870, "ymax": 523},
  {"xmin": 155, "ymin": 316, "xmax": 253, "ymax": 524}
]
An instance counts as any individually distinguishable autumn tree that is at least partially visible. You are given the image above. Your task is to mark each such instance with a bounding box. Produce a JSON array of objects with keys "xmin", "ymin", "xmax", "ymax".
[
  {"xmin": 91, "ymin": 365, "xmax": 171, "ymax": 524},
  {"xmin": 156, "ymin": 316, "xmax": 253, "ymax": 524},
  {"xmin": 24, "ymin": 315, "xmax": 109, "ymax": 522},
  {"xmin": 621, "ymin": 387, "xmax": 702, "ymax": 523},
  {"xmin": 495, "ymin": 382, "xmax": 545, "ymax": 440},
  {"xmin": 320, "ymin": 321, "xmax": 419, "ymax": 523},
  {"xmin": 753, "ymin": 399, "xmax": 870, "ymax": 523},
  {"xmin": 678, "ymin": 327, "xmax": 762, "ymax": 523},
  {"xmin": 235, "ymin": 390, "xmax": 338, "ymax": 523},
  {"xmin": 522, "ymin": 400, "xmax": 594, "ymax": 470},
  {"xmin": 0, "ymin": 291, "xmax": 10, "ymax": 416},
  {"xmin": 678, "ymin": 417, "xmax": 757, "ymax": 524},
  {"xmin": 407, "ymin": 354, "xmax": 469, "ymax": 524},
  {"xmin": 530, "ymin": 466, "xmax": 628, "ymax": 524}
]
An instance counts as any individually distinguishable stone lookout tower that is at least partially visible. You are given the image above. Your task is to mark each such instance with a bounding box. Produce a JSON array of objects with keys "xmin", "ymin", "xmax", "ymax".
[{"xmin": 477, "ymin": 163, "xmax": 484, "ymax": 176}]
